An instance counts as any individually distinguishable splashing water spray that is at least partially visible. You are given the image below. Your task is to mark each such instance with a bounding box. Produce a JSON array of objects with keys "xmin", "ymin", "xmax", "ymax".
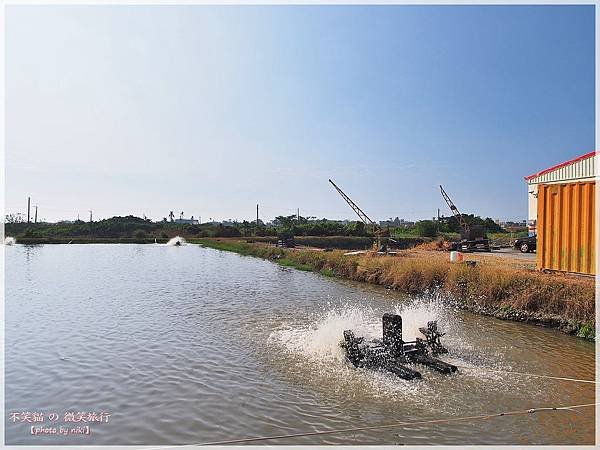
[
  {"xmin": 166, "ymin": 236, "xmax": 186, "ymax": 246},
  {"xmin": 270, "ymin": 298, "xmax": 448, "ymax": 363}
]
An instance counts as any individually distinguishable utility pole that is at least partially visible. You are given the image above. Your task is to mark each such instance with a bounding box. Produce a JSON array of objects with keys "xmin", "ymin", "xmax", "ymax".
[
  {"xmin": 256, "ymin": 204, "xmax": 259, "ymax": 224},
  {"xmin": 34, "ymin": 205, "xmax": 38, "ymax": 223},
  {"xmin": 27, "ymin": 197, "xmax": 31, "ymax": 223},
  {"xmin": 297, "ymin": 208, "xmax": 300, "ymax": 222},
  {"xmin": 89, "ymin": 210, "xmax": 93, "ymax": 222}
]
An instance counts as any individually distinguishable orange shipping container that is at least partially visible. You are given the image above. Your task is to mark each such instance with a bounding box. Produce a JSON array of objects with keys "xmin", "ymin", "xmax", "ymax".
[{"xmin": 537, "ymin": 182, "xmax": 595, "ymax": 275}]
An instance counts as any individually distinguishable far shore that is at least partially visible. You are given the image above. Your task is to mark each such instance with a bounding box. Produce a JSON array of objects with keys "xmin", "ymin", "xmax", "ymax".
[
  {"xmin": 11, "ymin": 237, "xmax": 170, "ymax": 245},
  {"xmin": 9, "ymin": 235, "xmax": 425, "ymax": 249}
]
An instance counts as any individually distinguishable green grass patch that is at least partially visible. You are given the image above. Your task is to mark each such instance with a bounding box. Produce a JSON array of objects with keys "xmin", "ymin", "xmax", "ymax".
[
  {"xmin": 577, "ymin": 322, "xmax": 595, "ymax": 340},
  {"xmin": 277, "ymin": 258, "xmax": 313, "ymax": 271}
]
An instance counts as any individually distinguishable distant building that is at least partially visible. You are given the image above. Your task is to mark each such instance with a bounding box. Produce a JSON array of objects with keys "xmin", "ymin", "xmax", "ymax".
[
  {"xmin": 380, "ymin": 218, "xmax": 414, "ymax": 228},
  {"xmin": 524, "ymin": 150, "xmax": 596, "ymax": 274},
  {"xmin": 174, "ymin": 216, "xmax": 199, "ymax": 225},
  {"xmin": 499, "ymin": 220, "xmax": 527, "ymax": 232}
]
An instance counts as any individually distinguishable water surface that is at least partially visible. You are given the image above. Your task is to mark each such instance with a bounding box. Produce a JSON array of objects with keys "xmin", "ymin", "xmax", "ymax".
[{"xmin": 5, "ymin": 244, "xmax": 595, "ymax": 445}]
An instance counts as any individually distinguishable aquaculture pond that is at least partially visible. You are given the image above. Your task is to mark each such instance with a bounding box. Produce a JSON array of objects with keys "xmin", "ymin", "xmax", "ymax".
[{"xmin": 5, "ymin": 243, "xmax": 595, "ymax": 445}]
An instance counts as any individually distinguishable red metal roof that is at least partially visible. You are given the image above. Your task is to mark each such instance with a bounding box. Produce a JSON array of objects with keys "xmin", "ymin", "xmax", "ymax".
[{"xmin": 524, "ymin": 151, "xmax": 597, "ymax": 181}]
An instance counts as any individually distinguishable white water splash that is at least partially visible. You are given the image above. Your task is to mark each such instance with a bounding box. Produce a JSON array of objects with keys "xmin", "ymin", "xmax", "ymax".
[
  {"xmin": 268, "ymin": 299, "xmax": 447, "ymax": 364},
  {"xmin": 265, "ymin": 297, "xmax": 526, "ymax": 411},
  {"xmin": 269, "ymin": 305, "xmax": 380, "ymax": 362},
  {"xmin": 4, "ymin": 236, "xmax": 16, "ymax": 245},
  {"xmin": 269, "ymin": 299, "xmax": 446, "ymax": 360},
  {"xmin": 391, "ymin": 298, "xmax": 447, "ymax": 341},
  {"xmin": 166, "ymin": 236, "xmax": 186, "ymax": 246},
  {"xmin": 266, "ymin": 301, "xmax": 449, "ymax": 402}
]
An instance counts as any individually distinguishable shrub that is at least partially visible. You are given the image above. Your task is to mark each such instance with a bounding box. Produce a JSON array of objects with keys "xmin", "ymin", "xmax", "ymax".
[
  {"xmin": 414, "ymin": 220, "xmax": 438, "ymax": 238},
  {"xmin": 577, "ymin": 322, "xmax": 595, "ymax": 340},
  {"xmin": 213, "ymin": 225, "xmax": 242, "ymax": 238}
]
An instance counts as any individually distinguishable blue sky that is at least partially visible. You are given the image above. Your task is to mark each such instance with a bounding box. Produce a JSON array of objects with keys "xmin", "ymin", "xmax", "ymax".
[{"xmin": 6, "ymin": 5, "xmax": 595, "ymax": 223}]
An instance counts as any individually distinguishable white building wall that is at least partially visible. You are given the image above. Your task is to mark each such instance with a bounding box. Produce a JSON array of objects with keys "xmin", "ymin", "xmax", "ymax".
[{"xmin": 527, "ymin": 184, "xmax": 538, "ymax": 222}]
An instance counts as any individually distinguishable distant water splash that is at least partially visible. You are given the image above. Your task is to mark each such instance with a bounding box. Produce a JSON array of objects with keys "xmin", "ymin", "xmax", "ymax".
[
  {"xmin": 166, "ymin": 236, "xmax": 186, "ymax": 246},
  {"xmin": 4, "ymin": 237, "xmax": 16, "ymax": 245}
]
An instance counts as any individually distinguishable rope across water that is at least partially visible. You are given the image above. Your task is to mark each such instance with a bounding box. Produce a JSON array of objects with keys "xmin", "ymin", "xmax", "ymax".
[
  {"xmin": 143, "ymin": 402, "xmax": 598, "ymax": 448},
  {"xmin": 453, "ymin": 365, "xmax": 598, "ymax": 384},
  {"xmin": 140, "ymin": 345, "xmax": 596, "ymax": 447}
]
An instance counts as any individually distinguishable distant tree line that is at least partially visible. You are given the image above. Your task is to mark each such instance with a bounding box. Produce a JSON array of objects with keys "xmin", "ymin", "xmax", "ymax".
[
  {"xmin": 410, "ymin": 214, "xmax": 505, "ymax": 238},
  {"xmin": 4, "ymin": 212, "xmax": 510, "ymax": 240}
]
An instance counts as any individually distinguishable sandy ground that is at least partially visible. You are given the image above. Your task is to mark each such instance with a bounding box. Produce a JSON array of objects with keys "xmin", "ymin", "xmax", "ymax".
[
  {"xmin": 464, "ymin": 248, "xmax": 537, "ymax": 271},
  {"xmin": 285, "ymin": 242, "xmax": 536, "ymax": 264},
  {"xmin": 402, "ymin": 247, "xmax": 535, "ymax": 268},
  {"xmin": 475, "ymin": 247, "xmax": 536, "ymax": 262},
  {"xmin": 231, "ymin": 238, "xmax": 538, "ymax": 269}
]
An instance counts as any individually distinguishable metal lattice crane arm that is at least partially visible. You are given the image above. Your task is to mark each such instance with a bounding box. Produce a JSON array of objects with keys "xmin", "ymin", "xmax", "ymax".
[
  {"xmin": 439, "ymin": 185, "xmax": 469, "ymax": 234},
  {"xmin": 328, "ymin": 179, "xmax": 378, "ymax": 234}
]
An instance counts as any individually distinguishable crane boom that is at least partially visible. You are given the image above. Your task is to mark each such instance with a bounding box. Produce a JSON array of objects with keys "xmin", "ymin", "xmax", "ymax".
[
  {"xmin": 439, "ymin": 185, "xmax": 469, "ymax": 234},
  {"xmin": 329, "ymin": 179, "xmax": 399, "ymax": 251},
  {"xmin": 328, "ymin": 179, "xmax": 378, "ymax": 233}
]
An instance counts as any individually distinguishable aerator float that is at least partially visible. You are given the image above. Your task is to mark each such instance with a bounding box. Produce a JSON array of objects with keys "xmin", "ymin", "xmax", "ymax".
[{"xmin": 341, "ymin": 314, "xmax": 457, "ymax": 380}]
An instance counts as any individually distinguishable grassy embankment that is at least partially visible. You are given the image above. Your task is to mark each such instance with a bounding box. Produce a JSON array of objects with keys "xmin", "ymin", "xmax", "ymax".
[{"xmin": 194, "ymin": 238, "xmax": 595, "ymax": 340}]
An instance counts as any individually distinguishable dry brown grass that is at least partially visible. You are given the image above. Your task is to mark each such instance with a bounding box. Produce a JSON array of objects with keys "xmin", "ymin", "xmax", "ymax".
[{"xmin": 414, "ymin": 238, "xmax": 453, "ymax": 252}]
